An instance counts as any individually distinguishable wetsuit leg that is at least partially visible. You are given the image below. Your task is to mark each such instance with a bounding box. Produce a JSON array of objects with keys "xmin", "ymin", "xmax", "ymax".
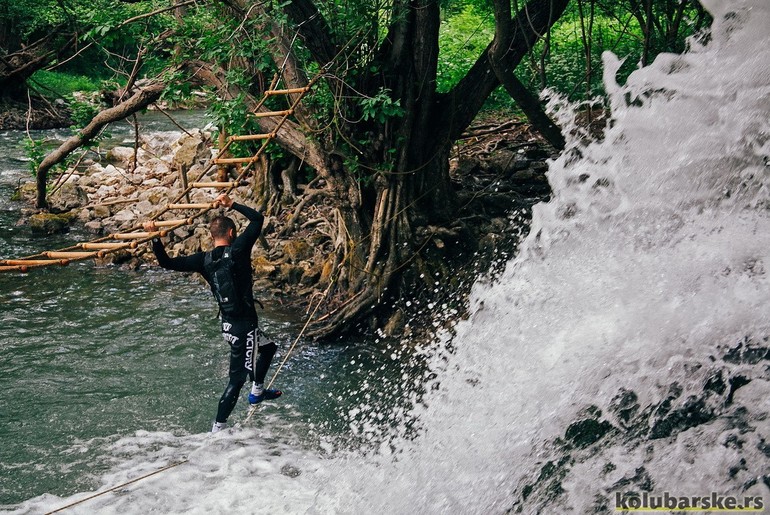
[
  {"xmin": 215, "ymin": 319, "xmax": 257, "ymax": 423},
  {"xmin": 216, "ymin": 378, "xmax": 245, "ymax": 423},
  {"xmin": 253, "ymin": 330, "xmax": 277, "ymax": 385}
]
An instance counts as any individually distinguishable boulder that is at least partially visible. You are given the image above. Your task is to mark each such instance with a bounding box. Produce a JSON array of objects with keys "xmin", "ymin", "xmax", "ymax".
[
  {"xmin": 11, "ymin": 182, "xmax": 37, "ymax": 202},
  {"xmin": 48, "ymin": 181, "xmax": 88, "ymax": 212},
  {"xmin": 283, "ymin": 239, "xmax": 313, "ymax": 263},
  {"xmin": 28, "ymin": 212, "xmax": 73, "ymax": 234},
  {"xmin": 279, "ymin": 263, "xmax": 305, "ymax": 285},
  {"xmin": 105, "ymin": 146, "xmax": 136, "ymax": 167},
  {"xmin": 173, "ymin": 130, "xmax": 209, "ymax": 170}
]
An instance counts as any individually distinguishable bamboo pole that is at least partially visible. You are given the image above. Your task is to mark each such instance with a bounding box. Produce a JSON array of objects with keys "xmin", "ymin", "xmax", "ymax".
[
  {"xmin": 152, "ymin": 219, "xmax": 191, "ymax": 227},
  {"xmin": 253, "ymin": 109, "xmax": 293, "ymax": 118},
  {"xmin": 1, "ymin": 259, "xmax": 67, "ymax": 266},
  {"xmin": 265, "ymin": 87, "xmax": 309, "ymax": 95},
  {"xmin": 228, "ymin": 134, "xmax": 273, "ymax": 142},
  {"xmin": 79, "ymin": 242, "xmax": 131, "ymax": 250},
  {"xmin": 168, "ymin": 203, "xmax": 214, "ymax": 209},
  {"xmin": 110, "ymin": 231, "xmax": 164, "ymax": 240},
  {"xmin": 45, "ymin": 251, "xmax": 97, "ymax": 259},
  {"xmin": 212, "ymin": 157, "xmax": 255, "ymax": 165},
  {"xmin": 190, "ymin": 181, "xmax": 241, "ymax": 188}
]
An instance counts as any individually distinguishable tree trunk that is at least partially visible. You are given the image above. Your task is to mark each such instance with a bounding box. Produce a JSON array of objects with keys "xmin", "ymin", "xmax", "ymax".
[
  {"xmin": 489, "ymin": 0, "xmax": 568, "ymax": 150},
  {"xmin": 0, "ymin": 29, "xmax": 75, "ymax": 99}
]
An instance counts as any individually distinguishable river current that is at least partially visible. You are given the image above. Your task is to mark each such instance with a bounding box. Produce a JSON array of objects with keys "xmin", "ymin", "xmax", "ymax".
[{"xmin": 0, "ymin": 113, "xmax": 411, "ymax": 509}]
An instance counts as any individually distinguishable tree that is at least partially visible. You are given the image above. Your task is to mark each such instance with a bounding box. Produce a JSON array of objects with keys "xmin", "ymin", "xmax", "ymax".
[
  {"xmin": 28, "ymin": 0, "xmax": 570, "ymax": 337},
  {"xmin": 200, "ymin": 0, "xmax": 570, "ymax": 337}
]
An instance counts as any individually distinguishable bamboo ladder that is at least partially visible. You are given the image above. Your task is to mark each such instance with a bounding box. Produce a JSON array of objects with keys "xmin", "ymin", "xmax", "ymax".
[{"xmin": 0, "ymin": 73, "xmax": 322, "ymax": 273}]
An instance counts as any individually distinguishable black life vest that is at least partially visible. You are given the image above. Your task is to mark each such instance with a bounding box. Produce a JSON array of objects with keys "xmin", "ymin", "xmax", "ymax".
[{"xmin": 204, "ymin": 246, "xmax": 242, "ymax": 317}]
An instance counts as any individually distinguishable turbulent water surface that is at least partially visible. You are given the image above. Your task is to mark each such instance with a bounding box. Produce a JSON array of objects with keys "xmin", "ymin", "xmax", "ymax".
[{"xmin": 4, "ymin": 0, "xmax": 770, "ymax": 513}]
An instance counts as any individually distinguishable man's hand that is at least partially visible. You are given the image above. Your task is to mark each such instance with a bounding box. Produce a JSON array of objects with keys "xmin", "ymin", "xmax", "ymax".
[
  {"xmin": 142, "ymin": 220, "xmax": 158, "ymax": 232},
  {"xmin": 215, "ymin": 193, "xmax": 233, "ymax": 209}
]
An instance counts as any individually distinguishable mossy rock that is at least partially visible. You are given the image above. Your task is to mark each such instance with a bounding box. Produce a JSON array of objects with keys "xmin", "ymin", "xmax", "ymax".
[
  {"xmin": 28, "ymin": 212, "xmax": 74, "ymax": 234},
  {"xmin": 252, "ymin": 256, "xmax": 277, "ymax": 277},
  {"xmin": 319, "ymin": 257, "xmax": 335, "ymax": 285},
  {"xmin": 279, "ymin": 263, "xmax": 304, "ymax": 285},
  {"xmin": 283, "ymin": 239, "xmax": 313, "ymax": 263},
  {"xmin": 11, "ymin": 182, "xmax": 37, "ymax": 202}
]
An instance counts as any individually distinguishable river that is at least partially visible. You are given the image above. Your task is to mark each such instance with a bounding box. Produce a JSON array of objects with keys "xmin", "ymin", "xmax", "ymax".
[{"xmin": 0, "ymin": 112, "xmax": 413, "ymax": 509}]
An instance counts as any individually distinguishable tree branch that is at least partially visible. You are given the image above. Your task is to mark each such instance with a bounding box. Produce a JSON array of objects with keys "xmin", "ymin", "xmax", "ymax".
[
  {"xmin": 283, "ymin": 0, "xmax": 339, "ymax": 66},
  {"xmin": 438, "ymin": 0, "xmax": 570, "ymax": 144},
  {"xmin": 35, "ymin": 82, "xmax": 165, "ymax": 208}
]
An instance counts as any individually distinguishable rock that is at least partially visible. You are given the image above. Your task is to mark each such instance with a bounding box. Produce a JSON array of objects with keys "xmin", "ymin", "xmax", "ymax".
[
  {"xmin": 173, "ymin": 130, "xmax": 209, "ymax": 170},
  {"xmin": 383, "ymin": 309, "xmax": 406, "ymax": 337},
  {"xmin": 565, "ymin": 417, "xmax": 613, "ymax": 449},
  {"xmin": 84, "ymin": 220, "xmax": 103, "ymax": 234},
  {"xmin": 253, "ymin": 256, "xmax": 277, "ymax": 277},
  {"xmin": 139, "ymin": 186, "xmax": 168, "ymax": 205},
  {"xmin": 609, "ymin": 388, "xmax": 639, "ymax": 426},
  {"xmin": 76, "ymin": 208, "xmax": 92, "ymax": 223},
  {"xmin": 110, "ymin": 208, "xmax": 137, "ymax": 224},
  {"xmin": 28, "ymin": 212, "xmax": 73, "ymax": 234},
  {"xmin": 133, "ymin": 200, "xmax": 154, "ymax": 216},
  {"xmin": 12, "ymin": 182, "xmax": 37, "ymax": 202},
  {"xmin": 105, "ymin": 146, "xmax": 136, "ymax": 167},
  {"xmin": 93, "ymin": 205, "xmax": 111, "ymax": 218},
  {"xmin": 649, "ymin": 395, "xmax": 715, "ymax": 440},
  {"xmin": 300, "ymin": 262, "xmax": 322, "ymax": 285},
  {"xmin": 283, "ymin": 239, "xmax": 313, "ymax": 263},
  {"xmin": 280, "ymin": 263, "xmax": 304, "ymax": 285},
  {"xmin": 48, "ymin": 182, "xmax": 89, "ymax": 212}
]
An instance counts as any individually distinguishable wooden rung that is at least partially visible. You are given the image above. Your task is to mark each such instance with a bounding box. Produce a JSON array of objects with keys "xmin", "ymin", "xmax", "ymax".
[
  {"xmin": 213, "ymin": 157, "xmax": 254, "ymax": 165},
  {"xmin": 45, "ymin": 251, "xmax": 97, "ymax": 259},
  {"xmin": 253, "ymin": 109, "xmax": 293, "ymax": 118},
  {"xmin": 1, "ymin": 259, "xmax": 66, "ymax": 266},
  {"xmin": 168, "ymin": 203, "xmax": 213, "ymax": 210},
  {"xmin": 0, "ymin": 265, "xmax": 27, "ymax": 272},
  {"xmin": 111, "ymin": 232, "xmax": 162, "ymax": 240},
  {"xmin": 265, "ymin": 87, "xmax": 309, "ymax": 96},
  {"xmin": 152, "ymin": 219, "xmax": 190, "ymax": 227},
  {"xmin": 80, "ymin": 242, "xmax": 130, "ymax": 250},
  {"xmin": 228, "ymin": 134, "xmax": 273, "ymax": 142},
  {"xmin": 191, "ymin": 181, "xmax": 240, "ymax": 188}
]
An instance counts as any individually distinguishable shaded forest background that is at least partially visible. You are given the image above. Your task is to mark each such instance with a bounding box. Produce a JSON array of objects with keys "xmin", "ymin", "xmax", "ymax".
[{"xmin": 1, "ymin": 0, "xmax": 711, "ymax": 337}]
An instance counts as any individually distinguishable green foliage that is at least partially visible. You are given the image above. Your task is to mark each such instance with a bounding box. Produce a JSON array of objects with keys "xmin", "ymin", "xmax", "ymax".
[
  {"xmin": 359, "ymin": 88, "xmax": 404, "ymax": 123},
  {"xmin": 22, "ymin": 138, "xmax": 47, "ymax": 177},
  {"xmin": 29, "ymin": 70, "xmax": 103, "ymax": 97},
  {"xmin": 516, "ymin": 0, "xmax": 711, "ymax": 103},
  {"xmin": 436, "ymin": 5, "xmax": 493, "ymax": 93},
  {"xmin": 69, "ymin": 100, "xmax": 100, "ymax": 128}
]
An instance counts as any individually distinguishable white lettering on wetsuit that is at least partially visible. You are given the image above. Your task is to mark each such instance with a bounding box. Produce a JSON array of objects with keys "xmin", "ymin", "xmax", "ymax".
[
  {"xmin": 222, "ymin": 322, "xmax": 232, "ymax": 332},
  {"xmin": 222, "ymin": 333, "xmax": 239, "ymax": 345},
  {"xmin": 245, "ymin": 329, "xmax": 255, "ymax": 372}
]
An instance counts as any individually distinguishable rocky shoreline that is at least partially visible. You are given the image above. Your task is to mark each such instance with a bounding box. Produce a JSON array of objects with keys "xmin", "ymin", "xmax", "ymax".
[{"xmin": 14, "ymin": 121, "xmax": 555, "ymax": 335}]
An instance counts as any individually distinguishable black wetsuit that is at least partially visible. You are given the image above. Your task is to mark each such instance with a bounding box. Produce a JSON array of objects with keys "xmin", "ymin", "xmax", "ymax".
[{"xmin": 151, "ymin": 202, "xmax": 277, "ymax": 424}]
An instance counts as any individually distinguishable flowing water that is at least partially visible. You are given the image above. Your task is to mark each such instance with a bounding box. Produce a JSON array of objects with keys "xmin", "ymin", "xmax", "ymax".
[
  {"xmin": 0, "ymin": 112, "xmax": 414, "ymax": 510},
  {"xmin": 4, "ymin": 0, "xmax": 770, "ymax": 512}
]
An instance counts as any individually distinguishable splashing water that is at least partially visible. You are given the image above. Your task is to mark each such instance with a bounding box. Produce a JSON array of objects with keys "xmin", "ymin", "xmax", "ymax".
[{"xmin": 13, "ymin": 1, "xmax": 770, "ymax": 513}]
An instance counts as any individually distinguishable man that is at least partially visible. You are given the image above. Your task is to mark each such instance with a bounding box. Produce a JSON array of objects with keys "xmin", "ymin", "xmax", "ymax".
[{"xmin": 143, "ymin": 193, "xmax": 281, "ymax": 433}]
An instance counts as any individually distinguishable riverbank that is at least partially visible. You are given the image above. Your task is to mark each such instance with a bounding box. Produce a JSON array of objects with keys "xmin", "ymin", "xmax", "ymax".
[
  {"xmin": 0, "ymin": 97, "xmax": 72, "ymax": 130},
  {"xmin": 10, "ymin": 117, "xmax": 555, "ymax": 337}
]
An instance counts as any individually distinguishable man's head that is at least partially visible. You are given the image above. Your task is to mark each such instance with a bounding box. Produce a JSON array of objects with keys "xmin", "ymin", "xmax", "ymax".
[{"xmin": 210, "ymin": 215, "xmax": 236, "ymax": 244}]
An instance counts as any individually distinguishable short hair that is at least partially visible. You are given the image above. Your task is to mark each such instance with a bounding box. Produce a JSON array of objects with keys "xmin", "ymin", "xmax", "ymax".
[{"xmin": 210, "ymin": 215, "xmax": 236, "ymax": 240}]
